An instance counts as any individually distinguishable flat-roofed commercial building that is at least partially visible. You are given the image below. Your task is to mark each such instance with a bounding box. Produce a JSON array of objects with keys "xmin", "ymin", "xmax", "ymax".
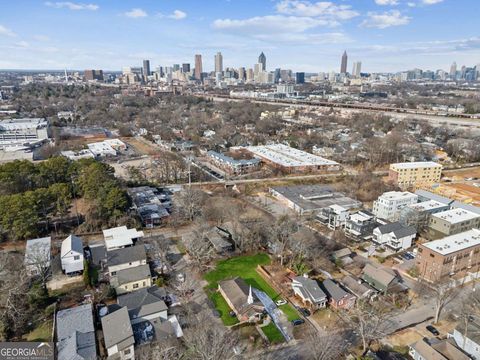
[
  {"xmin": 389, "ymin": 161, "xmax": 442, "ymax": 189},
  {"xmin": 428, "ymin": 208, "xmax": 480, "ymax": 239},
  {"xmin": 416, "ymin": 229, "xmax": 480, "ymax": 282},
  {"xmin": 245, "ymin": 144, "xmax": 341, "ymax": 173},
  {"xmin": 0, "ymin": 118, "xmax": 49, "ymax": 148}
]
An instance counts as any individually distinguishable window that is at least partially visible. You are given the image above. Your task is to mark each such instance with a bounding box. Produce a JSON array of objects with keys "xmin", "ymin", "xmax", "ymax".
[
  {"xmin": 111, "ymin": 271, "xmax": 117, "ymax": 276},
  {"xmin": 73, "ymin": 255, "xmax": 80, "ymax": 260},
  {"xmin": 133, "ymin": 283, "xmax": 139, "ymax": 289},
  {"xmin": 124, "ymin": 349, "xmax": 131, "ymax": 355}
]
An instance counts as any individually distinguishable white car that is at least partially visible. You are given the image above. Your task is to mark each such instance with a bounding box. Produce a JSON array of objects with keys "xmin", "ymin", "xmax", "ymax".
[{"xmin": 276, "ymin": 299, "xmax": 287, "ymax": 306}]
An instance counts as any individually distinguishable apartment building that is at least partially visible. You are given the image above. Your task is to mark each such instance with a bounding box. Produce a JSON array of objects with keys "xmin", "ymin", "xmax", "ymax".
[
  {"xmin": 372, "ymin": 191, "xmax": 418, "ymax": 222},
  {"xmin": 428, "ymin": 208, "xmax": 480, "ymax": 239},
  {"xmin": 416, "ymin": 229, "xmax": 480, "ymax": 282},
  {"xmin": 388, "ymin": 161, "xmax": 442, "ymax": 189}
]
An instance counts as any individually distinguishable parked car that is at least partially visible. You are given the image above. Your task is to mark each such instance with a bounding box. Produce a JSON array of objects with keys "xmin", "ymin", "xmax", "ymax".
[
  {"xmin": 292, "ymin": 319, "xmax": 305, "ymax": 326},
  {"xmin": 299, "ymin": 308, "xmax": 311, "ymax": 317},
  {"xmin": 426, "ymin": 325, "xmax": 440, "ymax": 336},
  {"xmin": 275, "ymin": 299, "xmax": 287, "ymax": 306}
]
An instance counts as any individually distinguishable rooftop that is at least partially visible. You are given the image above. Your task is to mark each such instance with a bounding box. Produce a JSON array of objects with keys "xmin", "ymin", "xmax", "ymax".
[
  {"xmin": 390, "ymin": 161, "xmax": 442, "ymax": 169},
  {"xmin": 246, "ymin": 144, "xmax": 338, "ymax": 167},
  {"xmin": 103, "ymin": 226, "xmax": 144, "ymax": 250},
  {"xmin": 112, "ymin": 264, "xmax": 151, "ymax": 286},
  {"xmin": 272, "ymin": 184, "xmax": 361, "ymax": 212},
  {"xmin": 378, "ymin": 191, "xmax": 418, "ymax": 201},
  {"xmin": 107, "ymin": 245, "xmax": 146, "ymax": 267},
  {"xmin": 431, "ymin": 208, "xmax": 480, "ymax": 224},
  {"xmin": 422, "ymin": 229, "xmax": 480, "ymax": 255},
  {"xmin": 101, "ymin": 307, "xmax": 134, "ymax": 350},
  {"xmin": 117, "ymin": 286, "xmax": 167, "ymax": 321},
  {"xmin": 408, "ymin": 200, "xmax": 448, "ymax": 212}
]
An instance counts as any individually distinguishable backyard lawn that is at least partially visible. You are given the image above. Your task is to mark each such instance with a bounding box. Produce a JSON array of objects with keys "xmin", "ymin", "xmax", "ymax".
[
  {"xmin": 24, "ymin": 320, "xmax": 53, "ymax": 342},
  {"xmin": 204, "ymin": 254, "xmax": 299, "ymax": 324},
  {"xmin": 261, "ymin": 322, "xmax": 284, "ymax": 344}
]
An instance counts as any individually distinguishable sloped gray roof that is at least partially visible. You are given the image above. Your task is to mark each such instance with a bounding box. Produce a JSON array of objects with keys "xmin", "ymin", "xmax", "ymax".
[
  {"xmin": 292, "ymin": 276, "xmax": 326, "ymax": 302},
  {"xmin": 362, "ymin": 263, "xmax": 395, "ymax": 288},
  {"xmin": 321, "ymin": 279, "xmax": 353, "ymax": 302},
  {"xmin": 415, "ymin": 190, "xmax": 453, "ymax": 206},
  {"xmin": 89, "ymin": 244, "xmax": 106, "ymax": 266},
  {"xmin": 101, "ymin": 307, "xmax": 134, "ymax": 350},
  {"xmin": 107, "ymin": 245, "xmax": 146, "ymax": 267},
  {"xmin": 377, "ymin": 222, "xmax": 416, "ymax": 238},
  {"xmin": 117, "ymin": 286, "xmax": 167, "ymax": 320},
  {"xmin": 112, "ymin": 264, "xmax": 151, "ymax": 286},
  {"xmin": 56, "ymin": 303, "xmax": 96, "ymax": 360}
]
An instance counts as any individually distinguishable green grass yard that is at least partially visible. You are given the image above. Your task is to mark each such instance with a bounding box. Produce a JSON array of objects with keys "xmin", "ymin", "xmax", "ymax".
[
  {"xmin": 204, "ymin": 254, "xmax": 299, "ymax": 325},
  {"xmin": 24, "ymin": 320, "xmax": 53, "ymax": 342},
  {"xmin": 261, "ymin": 322, "xmax": 284, "ymax": 344}
]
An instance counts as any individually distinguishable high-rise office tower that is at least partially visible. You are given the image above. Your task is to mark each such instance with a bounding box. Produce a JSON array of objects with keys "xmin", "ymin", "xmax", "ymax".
[
  {"xmin": 182, "ymin": 63, "xmax": 190, "ymax": 73},
  {"xmin": 84, "ymin": 69, "xmax": 104, "ymax": 81},
  {"xmin": 274, "ymin": 68, "xmax": 281, "ymax": 83},
  {"xmin": 295, "ymin": 72, "xmax": 305, "ymax": 84},
  {"xmin": 142, "ymin": 60, "xmax": 151, "ymax": 78},
  {"xmin": 194, "ymin": 54, "xmax": 203, "ymax": 81},
  {"xmin": 173, "ymin": 64, "xmax": 180, "ymax": 72},
  {"xmin": 340, "ymin": 51, "xmax": 348, "ymax": 74},
  {"xmin": 352, "ymin": 61, "xmax": 362, "ymax": 77},
  {"xmin": 258, "ymin": 52, "xmax": 266, "ymax": 71},
  {"xmin": 238, "ymin": 67, "xmax": 246, "ymax": 81},
  {"xmin": 214, "ymin": 52, "xmax": 223, "ymax": 74},
  {"xmin": 246, "ymin": 68, "xmax": 254, "ymax": 82},
  {"xmin": 450, "ymin": 62, "xmax": 457, "ymax": 78}
]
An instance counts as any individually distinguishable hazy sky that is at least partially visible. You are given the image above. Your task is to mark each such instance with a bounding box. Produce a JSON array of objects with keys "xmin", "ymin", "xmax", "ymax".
[{"xmin": 0, "ymin": 0, "xmax": 479, "ymax": 72}]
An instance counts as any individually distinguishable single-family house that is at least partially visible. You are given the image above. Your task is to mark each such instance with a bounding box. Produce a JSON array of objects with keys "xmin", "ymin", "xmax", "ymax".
[
  {"xmin": 332, "ymin": 248, "xmax": 353, "ymax": 265},
  {"xmin": 448, "ymin": 319, "xmax": 480, "ymax": 359},
  {"xmin": 103, "ymin": 226, "xmax": 144, "ymax": 251},
  {"xmin": 218, "ymin": 277, "xmax": 264, "ymax": 322},
  {"xmin": 110, "ymin": 264, "xmax": 152, "ymax": 295},
  {"xmin": 24, "ymin": 237, "xmax": 51, "ymax": 276},
  {"xmin": 291, "ymin": 275, "xmax": 327, "ymax": 309},
  {"xmin": 340, "ymin": 275, "xmax": 376, "ymax": 299},
  {"xmin": 321, "ymin": 279, "xmax": 356, "ymax": 310},
  {"xmin": 60, "ymin": 235, "xmax": 84, "ymax": 275},
  {"xmin": 101, "ymin": 307, "xmax": 135, "ymax": 360},
  {"xmin": 409, "ymin": 338, "xmax": 471, "ymax": 360},
  {"xmin": 107, "ymin": 245, "xmax": 147, "ymax": 277},
  {"xmin": 117, "ymin": 286, "xmax": 168, "ymax": 325},
  {"xmin": 372, "ymin": 222, "xmax": 416, "ymax": 252},
  {"xmin": 361, "ymin": 264, "xmax": 407, "ymax": 294},
  {"xmin": 56, "ymin": 303, "xmax": 97, "ymax": 360}
]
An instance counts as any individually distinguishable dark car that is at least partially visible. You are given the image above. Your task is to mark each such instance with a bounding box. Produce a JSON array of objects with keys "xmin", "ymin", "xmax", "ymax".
[
  {"xmin": 299, "ymin": 308, "xmax": 311, "ymax": 317},
  {"xmin": 426, "ymin": 325, "xmax": 440, "ymax": 336},
  {"xmin": 292, "ymin": 319, "xmax": 305, "ymax": 326}
]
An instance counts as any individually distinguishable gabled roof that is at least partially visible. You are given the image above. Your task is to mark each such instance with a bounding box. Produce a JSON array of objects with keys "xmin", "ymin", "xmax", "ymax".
[
  {"xmin": 101, "ymin": 307, "xmax": 134, "ymax": 350},
  {"xmin": 56, "ymin": 304, "xmax": 96, "ymax": 360},
  {"xmin": 376, "ymin": 222, "xmax": 416, "ymax": 238},
  {"xmin": 61, "ymin": 235, "xmax": 83, "ymax": 258},
  {"xmin": 410, "ymin": 340, "xmax": 448, "ymax": 360},
  {"xmin": 117, "ymin": 286, "xmax": 167, "ymax": 320},
  {"xmin": 362, "ymin": 264, "xmax": 395, "ymax": 290},
  {"xmin": 292, "ymin": 276, "xmax": 326, "ymax": 302},
  {"xmin": 218, "ymin": 277, "xmax": 263, "ymax": 317},
  {"xmin": 321, "ymin": 279, "xmax": 353, "ymax": 302},
  {"xmin": 107, "ymin": 245, "xmax": 146, "ymax": 267},
  {"xmin": 112, "ymin": 264, "xmax": 151, "ymax": 286}
]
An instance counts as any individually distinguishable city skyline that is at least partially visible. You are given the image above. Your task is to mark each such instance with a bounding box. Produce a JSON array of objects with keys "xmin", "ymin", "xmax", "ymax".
[{"xmin": 0, "ymin": 0, "xmax": 479, "ymax": 72}]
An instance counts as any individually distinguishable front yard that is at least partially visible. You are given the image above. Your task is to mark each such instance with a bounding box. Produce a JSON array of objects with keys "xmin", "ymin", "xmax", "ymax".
[{"xmin": 204, "ymin": 253, "xmax": 299, "ymax": 325}]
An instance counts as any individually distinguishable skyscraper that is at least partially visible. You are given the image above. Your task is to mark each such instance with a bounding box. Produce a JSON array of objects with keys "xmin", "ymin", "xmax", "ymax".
[
  {"xmin": 340, "ymin": 51, "xmax": 348, "ymax": 74},
  {"xmin": 142, "ymin": 60, "xmax": 151, "ymax": 78},
  {"xmin": 194, "ymin": 54, "xmax": 203, "ymax": 81},
  {"xmin": 214, "ymin": 52, "xmax": 223, "ymax": 74},
  {"xmin": 238, "ymin": 67, "xmax": 245, "ymax": 81},
  {"xmin": 352, "ymin": 61, "xmax": 362, "ymax": 78},
  {"xmin": 258, "ymin": 52, "xmax": 266, "ymax": 71},
  {"xmin": 450, "ymin": 62, "xmax": 457, "ymax": 78},
  {"xmin": 295, "ymin": 72, "xmax": 305, "ymax": 84},
  {"xmin": 182, "ymin": 63, "xmax": 190, "ymax": 73}
]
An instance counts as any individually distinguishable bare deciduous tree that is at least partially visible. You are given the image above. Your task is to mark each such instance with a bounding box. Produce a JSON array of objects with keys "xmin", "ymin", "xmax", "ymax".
[
  {"xmin": 304, "ymin": 330, "xmax": 349, "ymax": 360},
  {"xmin": 182, "ymin": 227, "xmax": 215, "ymax": 271},
  {"xmin": 173, "ymin": 188, "xmax": 207, "ymax": 223},
  {"xmin": 416, "ymin": 279, "xmax": 459, "ymax": 324}
]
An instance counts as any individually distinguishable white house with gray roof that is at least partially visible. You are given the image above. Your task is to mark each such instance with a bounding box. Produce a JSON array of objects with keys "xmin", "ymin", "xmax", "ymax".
[
  {"xmin": 291, "ymin": 275, "xmax": 327, "ymax": 309},
  {"xmin": 110, "ymin": 264, "xmax": 152, "ymax": 295},
  {"xmin": 372, "ymin": 221, "xmax": 417, "ymax": 251},
  {"xmin": 117, "ymin": 286, "xmax": 168, "ymax": 325},
  {"xmin": 61, "ymin": 235, "xmax": 84, "ymax": 275},
  {"xmin": 107, "ymin": 245, "xmax": 147, "ymax": 277},
  {"xmin": 101, "ymin": 307, "xmax": 135, "ymax": 360},
  {"xmin": 56, "ymin": 303, "xmax": 97, "ymax": 360}
]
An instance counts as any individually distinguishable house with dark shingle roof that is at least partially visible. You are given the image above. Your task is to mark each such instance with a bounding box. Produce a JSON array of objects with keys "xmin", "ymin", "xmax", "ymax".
[
  {"xmin": 321, "ymin": 279, "xmax": 356, "ymax": 310},
  {"xmin": 117, "ymin": 286, "xmax": 168, "ymax": 325},
  {"xmin": 291, "ymin": 275, "xmax": 327, "ymax": 309},
  {"xmin": 101, "ymin": 307, "xmax": 135, "ymax": 360},
  {"xmin": 56, "ymin": 303, "xmax": 97, "ymax": 360},
  {"xmin": 110, "ymin": 264, "xmax": 152, "ymax": 295},
  {"xmin": 372, "ymin": 221, "xmax": 416, "ymax": 252},
  {"xmin": 362, "ymin": 263, "xmax": 408, "ymax": 294},
  {"xmin": 107, "ymin": 245, "xmax": 147, "ymax": 276}
]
